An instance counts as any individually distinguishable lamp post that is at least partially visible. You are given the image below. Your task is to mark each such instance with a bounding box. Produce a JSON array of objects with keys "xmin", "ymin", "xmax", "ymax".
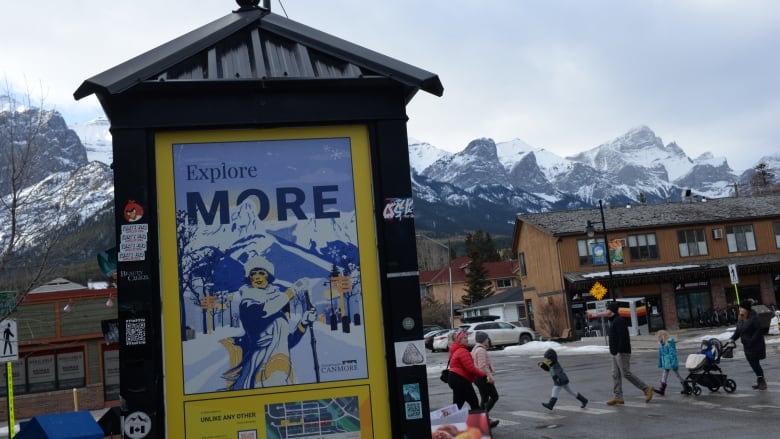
[
  {"xmin": 417, "ymin": 234, "xmax": 454, "ymax": 329},
  {"xmin": 585, "ymin": 199, "xmax": 615, "ymax": 302}
]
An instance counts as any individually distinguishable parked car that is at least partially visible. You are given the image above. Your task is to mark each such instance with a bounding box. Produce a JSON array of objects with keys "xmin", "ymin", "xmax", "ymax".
[
  {"xmin": 431, "ymin": 329, "xmax": 457, "ymax": 352},
  {"xmin": 460, "ymin": 320, "xmax": 536, "ymax": 349},
  {"xmin": 423, "ymin": 324, "xmax": 445, "ymax": 334},
  {"xmin": 424, "ymin": 329, "xmax": 450, "ymax": 351}
]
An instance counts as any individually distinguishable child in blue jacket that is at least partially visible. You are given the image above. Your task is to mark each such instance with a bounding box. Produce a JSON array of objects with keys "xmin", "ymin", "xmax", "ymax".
[
  {"xmin": 539, "ymin": 348, "xmax": 588, "ymax": 410},
  {"xmin": 654, "ymin": 330, "xmax": 689, "ymax": 395}
]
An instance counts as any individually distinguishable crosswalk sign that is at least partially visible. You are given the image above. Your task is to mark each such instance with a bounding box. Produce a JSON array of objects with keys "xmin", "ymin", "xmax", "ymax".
[{"xmin": 0, "ymin": 319, "xmax": 18, "ymax": 361}]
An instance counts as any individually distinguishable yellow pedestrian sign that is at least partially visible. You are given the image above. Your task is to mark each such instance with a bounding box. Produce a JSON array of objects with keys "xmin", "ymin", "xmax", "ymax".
[{"xmin": 590, "ymin": 281, "xmax": 608, "ymax": 301}]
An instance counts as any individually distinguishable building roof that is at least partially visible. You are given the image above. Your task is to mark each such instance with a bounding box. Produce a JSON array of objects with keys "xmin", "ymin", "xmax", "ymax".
[
  {"xmin": 517, "ymin": 195, "xmax": 780, "ymax": 237},
  {"xmin": 29, "ymin": 278, "xmax": 87, "ymax": 293},
  {"xmin": 460, "ymin": 286, "xmax": 525, "ymax": 311},
  {"xmin": 419, "ymin": 257, "xmax": 516, "ymax": 285},
  {"xmin": 74, "ymin": 7, "xmax": 442, "ymax": 103},
  {"xmin": 564, "ymin": 252, "xmax": 780, "ymax": 290}
]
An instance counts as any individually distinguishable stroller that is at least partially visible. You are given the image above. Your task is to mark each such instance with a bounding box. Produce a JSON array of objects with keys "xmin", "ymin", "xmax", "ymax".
[{"xmin": 682, "ymin": 338, "xmax": 737, "ymax": 395}]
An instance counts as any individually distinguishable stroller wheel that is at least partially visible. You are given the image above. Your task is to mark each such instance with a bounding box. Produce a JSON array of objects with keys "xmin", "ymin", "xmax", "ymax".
[
  {"xmin": 724, "ymin": 379, "xmax": 737, "ymax": 393},
  {"xmin": 693, "ymin": 385, "xmax": 702, "ymax": 396},
  {"xmin": 707, "ymin": 385, "xmax": 720, "ymax": 392}
]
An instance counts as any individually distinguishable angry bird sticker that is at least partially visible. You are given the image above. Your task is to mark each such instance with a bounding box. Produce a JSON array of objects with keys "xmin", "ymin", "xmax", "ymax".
[{"xmin": 124, "ymin": 200, "xmax": 145, "ymax": 223}]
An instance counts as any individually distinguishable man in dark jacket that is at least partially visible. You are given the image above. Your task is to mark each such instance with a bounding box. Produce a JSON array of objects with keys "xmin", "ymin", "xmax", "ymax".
[
  {"xmin": 728, "ymin": 301, "xmax": 767, "ymax": 390},
  {"xmin": 605, "ymin": 301, "xmax": 653, "ymax": 405}
]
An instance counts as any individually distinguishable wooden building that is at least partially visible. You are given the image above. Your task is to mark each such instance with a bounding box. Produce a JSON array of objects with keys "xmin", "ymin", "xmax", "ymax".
[
  {"xmin": 0, "ymin": 278, "xmax": 118, "ymax": 420},
  {"xmin": 419, "ymin": 257, "xmax": 520, "ymax": 326},
  {"xmin": 512, "ymin": 195, "xmax": 780, "ymax": 339}
]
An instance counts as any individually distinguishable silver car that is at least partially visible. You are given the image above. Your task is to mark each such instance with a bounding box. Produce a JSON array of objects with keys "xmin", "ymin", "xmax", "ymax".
[{"xmin": 460, "ymin": 320, "xmax": 536, "ymax": 349}]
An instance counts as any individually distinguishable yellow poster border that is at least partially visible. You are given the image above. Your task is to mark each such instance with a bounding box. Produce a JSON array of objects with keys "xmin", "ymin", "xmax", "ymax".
[{"xmin": 155, "ymin": 125, "xmax": 388, "ymax": 437}]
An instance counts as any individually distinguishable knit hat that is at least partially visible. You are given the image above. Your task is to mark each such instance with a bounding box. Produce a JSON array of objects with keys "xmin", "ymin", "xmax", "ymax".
[
  {"xmin": 475, "ymin": 331, "xmax": 489, "ymax": 344},
  {"xmin": 454, "ymin": 329, "xmax": 468, "ymax": 344},
  {"xmin": 543, "ymin": 348, "xmax": 558, "ymax": 362},
  {"xmin": 739, "ymin": 301, "xmax": 752, "ymax": 312},
  {"xmin": 606, "ymin": 301, "xmax": 620, "ymax": 314}
]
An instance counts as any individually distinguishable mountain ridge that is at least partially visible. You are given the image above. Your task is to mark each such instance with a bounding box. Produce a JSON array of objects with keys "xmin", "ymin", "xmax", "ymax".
[{"xmin": 3, "ymin": 108, "xmax": 778, "ymax": 286}]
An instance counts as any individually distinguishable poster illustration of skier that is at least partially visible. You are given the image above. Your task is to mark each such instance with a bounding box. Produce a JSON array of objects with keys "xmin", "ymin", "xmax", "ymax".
[{"xmin": 172, "ymin": 135, "xmax": 369, "ymax": 395}]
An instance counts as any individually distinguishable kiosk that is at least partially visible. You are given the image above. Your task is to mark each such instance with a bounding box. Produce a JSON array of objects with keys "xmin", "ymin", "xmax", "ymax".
[{"xmin": 75, "ymin": 2, "xmax": 442, "ymax": 437}]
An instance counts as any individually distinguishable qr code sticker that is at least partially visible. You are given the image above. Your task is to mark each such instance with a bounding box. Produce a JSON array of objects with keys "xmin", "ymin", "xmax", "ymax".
[
  {"xmin": 125, "ymin": 318, "xmax": 146, "ymax": 346},
  {"xmin": 405, "ymin": 401, "xmax": 422, "ymax": 420}
]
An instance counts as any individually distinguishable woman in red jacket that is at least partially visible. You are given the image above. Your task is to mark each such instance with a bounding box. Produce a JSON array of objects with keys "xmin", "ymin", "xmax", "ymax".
[{"xmin": 447, "ymin": 329, "xmax": 488, "ymax": 410}]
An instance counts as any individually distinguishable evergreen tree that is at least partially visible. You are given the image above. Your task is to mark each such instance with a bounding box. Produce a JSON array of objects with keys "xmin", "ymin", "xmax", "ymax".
[
  {"xmin": 461, "ymin": 253, "xmax": 494, "ymax": 306},
  {"xmin": 464, "ymin": 230, "xmax": 500, "ymax": 263}
]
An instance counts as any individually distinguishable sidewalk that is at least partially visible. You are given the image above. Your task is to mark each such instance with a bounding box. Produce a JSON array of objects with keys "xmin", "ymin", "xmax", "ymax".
[{"xmin": 572, "ymin": 325, "xmax": 780, "ymax": 352}]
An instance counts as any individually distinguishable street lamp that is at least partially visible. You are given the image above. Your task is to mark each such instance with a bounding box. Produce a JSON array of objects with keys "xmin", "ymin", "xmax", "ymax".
[
  {"xmin": 585, "ymin": 199, "xmax": 615, "ymax": 302},
  {"xmin": 417, "ymin": 234, "xmax": 454, "ymax": 329}
]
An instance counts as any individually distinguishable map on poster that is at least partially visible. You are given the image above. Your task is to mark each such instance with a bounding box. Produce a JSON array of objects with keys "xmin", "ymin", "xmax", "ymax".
[{"xmin": 266, "ymin": 397, "xmax": 360, "ymax": 439}]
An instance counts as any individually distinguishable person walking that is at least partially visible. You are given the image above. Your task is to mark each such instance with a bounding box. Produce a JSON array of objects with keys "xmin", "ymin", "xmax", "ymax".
[
  {"xmin": 653, "ymin": 330, "xmax": 689, "ymax": 395},
  {"xmin": 539, "ymin": 348, "xmax": 588, "ymax": 410},
  {"xmin": 447, "ymin": 329, "xmax": 488, "ymax": 411},
  {"xmin": 727, "ymin": 301, "xmax": 767, "ymax": 390},
  {"xmin": 471, "ymin": 331, "xmax": 500, "ymax": 424},
  {"xmin": 605, "ymin": 301, "xmax": 654, "ymax": 405}
]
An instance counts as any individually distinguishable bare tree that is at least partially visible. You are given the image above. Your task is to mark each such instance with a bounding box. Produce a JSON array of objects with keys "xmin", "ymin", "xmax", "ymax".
[
  {"xmin": 0, "ymin": 83, "xmax": 79, "ymax": 316},
  {"xmin": 535, "ymin": 296, "xmax": 564, "ymax": 339}
]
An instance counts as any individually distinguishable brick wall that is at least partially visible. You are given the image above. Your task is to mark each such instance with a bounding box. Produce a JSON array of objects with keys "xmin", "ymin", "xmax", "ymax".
[{"xmin": 0, "ymin": 383, "xmax": 110, "ymax": 420}]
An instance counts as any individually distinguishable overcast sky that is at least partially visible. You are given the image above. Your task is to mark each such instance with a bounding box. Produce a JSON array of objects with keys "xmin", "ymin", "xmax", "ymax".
[{"xmin": 4, "ymin": 0, "xmax": 779, "ymax": 172}]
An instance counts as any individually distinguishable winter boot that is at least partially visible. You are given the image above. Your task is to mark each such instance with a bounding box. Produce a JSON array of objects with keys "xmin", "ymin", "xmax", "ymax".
[
  {"xmin": 606, "ymin": 396, "xmax": 624, "ymax": 405},
  {"xmin": 653, "ymin": 382, "xmax": 666, "ymax": 396},
  {"xmin": 681, "ymin": 382, "xmax": 692, "ymax": 395},
  {"xmin": 541, "ymin": 397, "xmax": 557, "ymax": 410},
  {"xmin": 752, "ymin": 377, "xmax": 767, "ymax": 390},
  {"xmin": 576, "ymin": 393, "xmax": 588, "ymax": 408}
]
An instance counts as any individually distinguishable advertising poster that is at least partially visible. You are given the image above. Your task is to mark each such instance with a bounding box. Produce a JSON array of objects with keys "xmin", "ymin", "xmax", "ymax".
[{"xmin": 156, "ymin": 126, "xmax": 389, "ymax": 437}]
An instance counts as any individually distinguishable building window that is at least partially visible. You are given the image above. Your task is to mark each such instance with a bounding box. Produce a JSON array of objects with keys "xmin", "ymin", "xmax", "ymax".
[
  {"xmin": 677, "ymin": 229, "xmax": 708, "ymax": 257},
  {"xmin": 518, "ymin": 252, "xmax": 527, "ymax": 277},
  {"xmin": 496, "ymin": 278, "xmax": 512, "ymax": 288},
  {"xmin": 774, "ymin": 221, "xmax": 780, "ymax": 248},
  {"xmin": 628, "ymin": 233, "xmax": 658, "ymax": 260},
  {"xmin": 577, "ymin": 238, "xmax": 605, "ymax": 265},
  {"xmin": 726, "ymin": 224, "xmax": 756, "ymax": 252}
]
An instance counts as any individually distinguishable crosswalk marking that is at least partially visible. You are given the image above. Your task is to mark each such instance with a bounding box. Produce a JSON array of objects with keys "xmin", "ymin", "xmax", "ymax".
[
  {"xmin": 553, "ymin": 405, "xmax": 613, "ymax": 415},
  {"xmin": 508, "ymin": 410, "xmax": 565, "ymax": 420}
]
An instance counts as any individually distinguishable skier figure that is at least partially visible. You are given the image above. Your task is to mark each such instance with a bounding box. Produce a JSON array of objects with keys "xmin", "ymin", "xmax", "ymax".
[{"xmin": 221, "ymin": 265, "xmax": 316, "ymax": 389}]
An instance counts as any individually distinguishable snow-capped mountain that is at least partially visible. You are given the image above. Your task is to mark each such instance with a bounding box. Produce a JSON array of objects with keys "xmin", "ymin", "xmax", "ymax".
[
  {"xmin": 1, "ymin": 107, "xmax": 115, "ymax": 282},
  {"xmin": 70, "ymin": 116, "xmax": 113, "ymax": 165},
  {"xmin": 2, "ymin": 102, "xmax": 775, "ymax": 279}
]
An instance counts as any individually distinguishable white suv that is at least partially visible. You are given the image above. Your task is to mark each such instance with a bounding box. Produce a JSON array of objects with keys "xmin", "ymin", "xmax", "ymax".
[{"xmin": 460, "ymin": 320, "xmax": 536, "ymax": 349}]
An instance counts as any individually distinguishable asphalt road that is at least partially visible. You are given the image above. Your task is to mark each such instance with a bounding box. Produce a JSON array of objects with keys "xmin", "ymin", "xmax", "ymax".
[{"xmin": 426, "ymin": 329, "xmax": 780, "ymax": 439}]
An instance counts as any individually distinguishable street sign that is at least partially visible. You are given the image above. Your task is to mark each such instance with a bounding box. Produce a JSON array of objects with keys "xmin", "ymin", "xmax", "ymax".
[
  {"xmin": 590, "ymin": 281, "xmax": 608, "ymax": 300},
  {"xmin": 0, "ymin": 318, "xmax": 18, "ymax": 362},
  {"xmin": 595, "ymin": 301, "xmax": 607, "ymax": 315},
  {"xmin": 728, "ymin": 264, "xmax": 739, "ymax": 285}
]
